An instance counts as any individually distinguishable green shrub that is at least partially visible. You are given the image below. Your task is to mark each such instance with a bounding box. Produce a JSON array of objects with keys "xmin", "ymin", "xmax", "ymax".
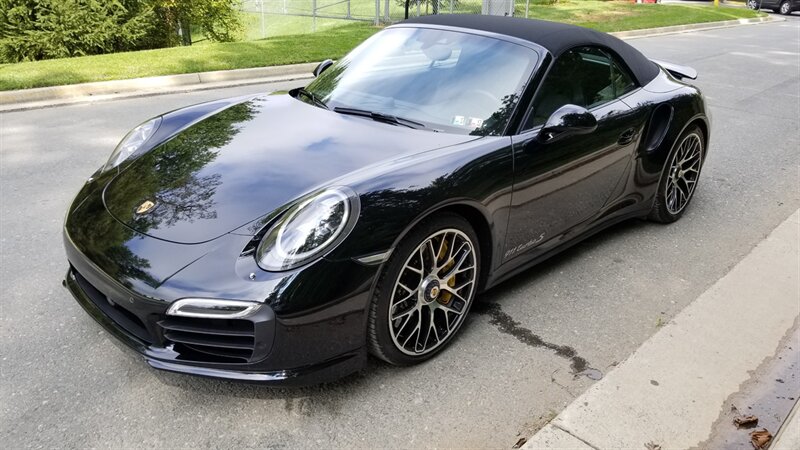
[
  {"xmin": 0, "ymin": 0, "xmax": 157, "ymax": 63},
  {"xmin": 0, "ymin": 0, "xmax": 243, "ymax": 63}
]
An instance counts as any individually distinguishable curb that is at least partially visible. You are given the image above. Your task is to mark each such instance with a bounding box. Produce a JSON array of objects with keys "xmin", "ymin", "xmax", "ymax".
[
  {"xmin": 0, "ymin": 63, "xmax": 317, "ymax": 112},
  {"xmin": 522, "ymin": 210, "xmax": 800, "ymax": 449},
  {"xmin": 772, "ymin": 400, "xmax": 800, "ymax": 450},
  {"xmin": 609, "ymin": 14, "xmax": 778, "ymax": 39},
  {"xmin": 0, "ymin": 15, "xmax": 781, "ymax": 112}
]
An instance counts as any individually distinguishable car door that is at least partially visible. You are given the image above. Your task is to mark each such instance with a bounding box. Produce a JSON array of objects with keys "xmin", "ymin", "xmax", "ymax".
[{"xmin": 503, "ymin": 46, "xmax": 639, "ymax": 262}]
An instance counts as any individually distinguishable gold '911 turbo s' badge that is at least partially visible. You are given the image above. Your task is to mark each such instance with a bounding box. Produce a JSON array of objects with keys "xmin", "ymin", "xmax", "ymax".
[{"xmin": 135, "ymin": 200, "xmax": 156, "ymax": 215}]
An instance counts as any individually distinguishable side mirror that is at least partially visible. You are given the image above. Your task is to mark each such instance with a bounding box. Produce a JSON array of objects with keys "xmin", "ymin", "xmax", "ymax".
[
  {"xmin": 539, "ymin": 104, "xmax": 597, "ymax": 143},
  {"xmin": 313, "ymin": 59, "xmax": 334, "ymax": 77}
]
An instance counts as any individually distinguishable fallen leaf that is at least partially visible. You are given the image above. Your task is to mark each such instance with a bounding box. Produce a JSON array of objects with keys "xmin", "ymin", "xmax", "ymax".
[
  {"xmin": 734, "ymin": 415, "xmax": 759, "ymax": 429},
  {"xmin": 512, "ymin": 437, "xmax": 527, "ymax": 448},
  {"xmin": 645, "ymin": 441, "xmax": 662, "ymax": 450},
  {"xmin": 750, "ymin": 428, "xmax": 772, "ymax": 449}
]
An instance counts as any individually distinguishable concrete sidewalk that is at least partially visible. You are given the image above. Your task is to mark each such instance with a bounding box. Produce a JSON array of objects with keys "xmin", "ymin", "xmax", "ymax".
[
  {"xmin": 524, "ymin": 210, "xmax": 800, "ymax": 449},
  {"xmin": 772, "ymin": 401, "xmax": 800, "ymax": 450}
]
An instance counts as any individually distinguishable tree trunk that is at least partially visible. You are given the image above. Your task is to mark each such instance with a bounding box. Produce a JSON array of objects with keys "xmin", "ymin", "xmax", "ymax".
[{"xmin": 179, "ymin": 17, "xmax": 192, "ymax": 46}]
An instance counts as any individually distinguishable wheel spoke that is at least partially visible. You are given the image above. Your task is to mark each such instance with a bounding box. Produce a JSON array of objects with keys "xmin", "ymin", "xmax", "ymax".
[
  {"xmin": 666, "ymin": 182, "xmax": 676, "ymax": 206},
  {"xmin": 426, "ymin": 239, "xmax": 437, "ymax": 271},
  {"xmin": 397, "ymin": 282, "xmax": 415, "ymax": 295},
  {"xmin": 391, "ymin": 304, "xmax": 416, "ymax": 322},
  {"xmin": 395, "ymin": 308, "xmax": 416, "ymax": 334},
  {"xmin": 438, "ymin": 242, "xmax": 469, "ymax": 276},
  {"xmin": 406, "ymin": 265, "xmax": 423, "ymax": 275},
  {"xmin": 438, "ymin": 301, "xmax": 466, "ymax": 318},
  {"xmin": 420, "ymin": 308, "xmax": 434, "ymax": 351},
  {"xmin": 450, "ymin": 278, "xmax": 475, "ymax": 292},
  {"xmin": 440, "ymin": 246, "xmax": 470, "ymax": 280},
  {"xmin": 436, "ymin": 232, "xmax": 450, "ymax": 264},
  {"xmin": 430, "ymin": 318, "xmax": 440, "ymax": 344},
  {"xmin": 402, "ymin": 320, "xmax": 421, "ymax": 349}
]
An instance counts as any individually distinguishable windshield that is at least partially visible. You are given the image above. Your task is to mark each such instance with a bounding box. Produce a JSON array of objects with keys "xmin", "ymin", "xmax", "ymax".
[{"xmin": 303, "ymin": 27, "xmax": 539, "ymax": 135}]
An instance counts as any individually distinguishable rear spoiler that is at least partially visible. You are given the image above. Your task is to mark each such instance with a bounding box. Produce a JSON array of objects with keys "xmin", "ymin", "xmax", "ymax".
[{"xmin": 651, "ymin": 59, "xmax": 697, "ymax": 80}]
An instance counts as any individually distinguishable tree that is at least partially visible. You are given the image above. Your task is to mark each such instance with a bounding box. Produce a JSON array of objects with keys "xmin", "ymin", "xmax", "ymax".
[{"xmin": 148, "ymin": 0, "xmax": 242, "ymax": 46}]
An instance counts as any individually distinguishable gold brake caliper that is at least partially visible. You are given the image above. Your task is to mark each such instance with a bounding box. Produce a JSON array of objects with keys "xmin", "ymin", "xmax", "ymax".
[{"xmin": 437, "ymin": 236, "xmax": 456, "ymax": 306}]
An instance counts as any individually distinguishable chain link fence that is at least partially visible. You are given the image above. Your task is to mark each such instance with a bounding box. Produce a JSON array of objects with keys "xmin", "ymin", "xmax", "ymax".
[{"xmin": 240, "ymin": 0, "xmax": 547, "ymax": 39}]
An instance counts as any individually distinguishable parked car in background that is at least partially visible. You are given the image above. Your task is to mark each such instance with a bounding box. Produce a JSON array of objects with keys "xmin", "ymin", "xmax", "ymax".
[{"xmin": 747, "ymin": 0, "xmax": 799, "ymax": 14}]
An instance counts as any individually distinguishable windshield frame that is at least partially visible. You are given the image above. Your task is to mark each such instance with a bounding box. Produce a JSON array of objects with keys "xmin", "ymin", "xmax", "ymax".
[{"xmin": 303, "ymin": 24, "xmax": 548, "ymax": 137}]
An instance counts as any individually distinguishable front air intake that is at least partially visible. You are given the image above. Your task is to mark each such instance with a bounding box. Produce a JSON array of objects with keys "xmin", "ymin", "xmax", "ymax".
[{"xmin": 158, "ymin": 317, "xmax": 256, "ymax": 363}]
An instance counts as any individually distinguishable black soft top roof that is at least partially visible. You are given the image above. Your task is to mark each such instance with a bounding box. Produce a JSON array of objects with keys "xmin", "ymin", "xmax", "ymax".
[{"xmin": 400, "ymin": 14, "xmax": 660, "ymax": 86}]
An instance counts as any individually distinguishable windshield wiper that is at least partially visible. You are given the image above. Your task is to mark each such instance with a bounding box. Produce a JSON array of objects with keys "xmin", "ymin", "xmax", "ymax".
[
  {"xmin": 292, "ymin": 87, "xmax": 328, "ymax": 110},
  {"xmin": 333, "ymin": 107, "xmax": 427, "ymax": 130}
]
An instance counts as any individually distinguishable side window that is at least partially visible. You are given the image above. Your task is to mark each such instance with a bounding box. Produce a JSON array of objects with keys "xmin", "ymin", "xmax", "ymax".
[{"xmin": 524, "ymin": 46, "xmax": 636, "ymax": 129}]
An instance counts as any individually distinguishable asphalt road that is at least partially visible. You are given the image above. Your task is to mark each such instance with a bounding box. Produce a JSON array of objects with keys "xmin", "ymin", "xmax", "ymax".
[{"xmin": 1, "ymin": 17, "xmax": 798, "ymax": 449}]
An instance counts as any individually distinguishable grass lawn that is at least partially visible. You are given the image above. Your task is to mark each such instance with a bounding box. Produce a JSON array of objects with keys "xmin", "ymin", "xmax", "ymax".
[
  {"xmin": 0, "ymin": 23, "xmax": 378, "ymax": 91},
  {"xmin": 0, "ymin": 2, "xmax": 761, "ymax": 91},
  {"xmin": 522, "ymin": 1, "xmax": 761, "ymax": 32}
]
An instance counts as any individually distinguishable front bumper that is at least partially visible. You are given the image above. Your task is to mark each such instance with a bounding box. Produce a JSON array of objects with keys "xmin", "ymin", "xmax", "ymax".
[
  {"xmin": 62, "ymin": 210, "xmax": 373, "ymax": 386},
  {"xmin": 64, "ymin": 266, "xmax": 367, "ymax": 385},
  {"xmin": 65, "ymin": 264, "xmax": 368, "ymax": 385}
]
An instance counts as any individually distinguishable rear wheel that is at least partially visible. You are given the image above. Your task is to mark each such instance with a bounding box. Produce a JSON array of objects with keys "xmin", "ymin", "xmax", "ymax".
[
  {"xmin": 648, "ymin": 126, "xmax": 705, "ymax": 223},
  {"xmin": 780, "ymin": 1, "xmax": 791, "ymax": 14},
  {"xmin": 367, "ymin": 213, "xmax": 480, "ymax": 365},
  {"xmin": 746, "ymin": 0, "xmax": 759, "ymax": 9}
]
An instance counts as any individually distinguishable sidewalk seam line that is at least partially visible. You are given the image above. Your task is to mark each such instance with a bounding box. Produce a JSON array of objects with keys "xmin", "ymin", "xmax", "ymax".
[{"xmin": 551, "ymin": 423, "xmax": 601, "ymax": 450}]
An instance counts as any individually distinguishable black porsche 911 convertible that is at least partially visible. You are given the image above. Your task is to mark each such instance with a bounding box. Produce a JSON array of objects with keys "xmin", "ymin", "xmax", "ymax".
[{"xmin": 63, "ymin": 15, "xmax": 709, "ymax": 384}]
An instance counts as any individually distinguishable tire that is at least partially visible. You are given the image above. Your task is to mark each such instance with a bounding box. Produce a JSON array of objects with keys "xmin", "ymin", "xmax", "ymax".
[
  {"xmin": 648, "ymin": 125, "xmax": 705, "ymax": 224},
  {"xmin": 746, "ymin": 0, "xmax": 759, "ymax": 10},
  {"xmin": 367, "ymin": 212, "xmax": 480, "ymax": 366},
  {"xmin": 780, "ymin": 1, "xmax": 791, "ymax": 14}
]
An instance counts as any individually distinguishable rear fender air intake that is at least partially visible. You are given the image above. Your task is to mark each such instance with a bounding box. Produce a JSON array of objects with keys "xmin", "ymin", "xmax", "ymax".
[{"xmin": 644, "ymin": 104, "xmax": 674, "ymax": 153}]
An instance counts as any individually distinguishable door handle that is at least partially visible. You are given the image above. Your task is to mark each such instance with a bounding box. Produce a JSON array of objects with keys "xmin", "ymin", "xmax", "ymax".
[{"xmin": 618, "ymin": 128, "xmax": 637, "ymax": 145}]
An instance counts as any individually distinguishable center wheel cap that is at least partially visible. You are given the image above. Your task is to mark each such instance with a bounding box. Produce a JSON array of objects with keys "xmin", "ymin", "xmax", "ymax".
[{"xmin": 421, "ymin": 278, "xmax": 441, "ymax": 304}]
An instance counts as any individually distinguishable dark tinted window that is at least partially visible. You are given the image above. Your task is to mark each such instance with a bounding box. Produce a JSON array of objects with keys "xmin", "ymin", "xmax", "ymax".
[{"xmin": 525, "ymin": 46, "xmax": 636, "ymax": 128}]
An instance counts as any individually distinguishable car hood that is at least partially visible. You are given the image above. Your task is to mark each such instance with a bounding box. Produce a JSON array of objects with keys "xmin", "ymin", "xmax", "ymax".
[{"xmin": 103, "ymin": 94, "xmax": 475, "ymax": 244}]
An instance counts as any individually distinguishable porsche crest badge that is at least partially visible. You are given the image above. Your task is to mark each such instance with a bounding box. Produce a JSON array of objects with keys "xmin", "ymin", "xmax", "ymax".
[{"xmin": 135, "ymin": 200, "xmax": 156, "ymax": 215}]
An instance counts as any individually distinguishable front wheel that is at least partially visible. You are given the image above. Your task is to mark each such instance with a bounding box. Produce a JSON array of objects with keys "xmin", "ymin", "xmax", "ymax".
[
  {"xmin": 780, "ymin": 1, "xmax": 792, "ymax": 14},
  {"xmin": 648, "ymin": 126, "xmax": 705, "ymax": 223},
  {"xmin": 367, "ymin": 213, "xmax": 480, "ymax": 365}
]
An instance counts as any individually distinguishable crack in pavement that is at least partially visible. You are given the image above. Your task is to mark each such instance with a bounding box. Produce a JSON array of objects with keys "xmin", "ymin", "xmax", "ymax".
[{"xmin": 473, "ymin": 302, "xmax": 602, "ymax": 380}]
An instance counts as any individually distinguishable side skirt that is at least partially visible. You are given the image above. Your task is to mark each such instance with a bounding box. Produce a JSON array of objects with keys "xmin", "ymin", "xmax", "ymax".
[{"xmin": 483, "ymin": 209, "xmax": 648, "ymax": 290}]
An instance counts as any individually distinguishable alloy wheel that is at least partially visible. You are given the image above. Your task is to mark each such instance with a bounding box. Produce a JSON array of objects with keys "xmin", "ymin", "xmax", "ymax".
[
  {"xmin": 747, "ymin": 0, "xmax": 759, "ymax": 9},
  {"xmin": 388, "ymin": 229, "xmax": 477, "ymax": 356},
  {"xmin": 665, "ymin": 132, "xmax": 703, "ymax": 215},
  {"xmin": 781, "ymin": 1, "xmax": 790, "ymax": 14}
]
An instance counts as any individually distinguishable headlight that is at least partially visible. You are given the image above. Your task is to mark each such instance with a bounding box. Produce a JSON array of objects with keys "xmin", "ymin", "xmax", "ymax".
[
  {"xmin": 256, "ymin": 187, "xmax": 359, "ymax": 271},
  {"xmin": 103, "ymin": 117, "xmax": 162, "ymax": 172}
]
